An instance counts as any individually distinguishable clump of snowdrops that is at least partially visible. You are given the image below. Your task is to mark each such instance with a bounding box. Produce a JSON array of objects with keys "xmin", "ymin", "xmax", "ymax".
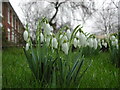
[
  {"xmin": 22, "ymin": 18, "xmax": 103, "ymax": 88},
  {"xmin": 97, "ymin": 34, "xmax": 119, "ymax": 67},
  {"xmin": 108, "ymin": 34, "xmax": 119, "ymax": 67}
]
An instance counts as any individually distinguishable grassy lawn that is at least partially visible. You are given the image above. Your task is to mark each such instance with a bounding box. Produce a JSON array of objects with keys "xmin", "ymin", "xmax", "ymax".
[{"xmin": 2, "ymin": 47, "xmax": 120, "ymax": 88}]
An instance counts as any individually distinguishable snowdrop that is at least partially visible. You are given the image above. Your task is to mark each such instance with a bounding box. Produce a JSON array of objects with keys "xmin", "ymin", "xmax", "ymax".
[
  {"xmin": 115, "ymin": 39, "xmax": 118, "ymax": 45},
  {"xmin": 44, "ymin": 23, "xmax": 53, "ymax": 35},
  {"xmin": 60, "ymin": 35, "xmax": 68, "ymax": 45},
  {"xmin": 73, "ymin": 38, "xmax": 78, "ymax": 48},
  {"xmin": 112, "ymin": 39, "xmax": 118, "ymax": 46},
  {"xmin": 110, "ymin": 35, "xmax": 116, "ymax": 41},
  {"xmin": 79, "ymin": 33, "xmax": 87, "ymax": 46},
  {"xmin": 26, "ymin": 43, "xmax": 29, "ymax": 51},
  {"xmin": 62, "ymin": 42, "xmax": 69, "ymax": 55},
  {"xmin": 60, "ymin": 34, "xmax": 63, "ymax": 39},
  {"xmin": 52, "ymin": 37, "xmax": 58, "ymax": 49},
  {"xmin": 116, "ymin": 44, "xmax": 119, "ymax": 49},
  {"xmin": 104, "ymin": 43, "xmax": 107, "ymax": 48},
  {"xmin": 23, "ymin": 30, "xmax": 28, "ymax": 41},
  {"xmin": 66, "ymin": 29, "xmax": 71, "ymax": 40},
  {"xmin": 62, "ymin": 35, "xmax": 68, "ymax": 41},
  {"xmin": 93, "ymin": 38, "xmax": 98, "ymax": 49},
  {"xmin": 88, "ymin": 38, "xmax": 93, "ymax": 48},
  {"xmin": 40, "ymin": 33, "xmax": 44, "ymax": 42},
  {"xmin": 77, "ymin": 40, "xmax": 81, "ymax": 48},
  {"xmin": 46, "ymin": 37, "xmax": 51, "ymax": 46}
]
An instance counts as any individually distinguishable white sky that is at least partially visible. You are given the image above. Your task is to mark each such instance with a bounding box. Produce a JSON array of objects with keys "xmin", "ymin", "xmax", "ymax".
[{"xmin": 9, "ymin": 0, "xmax": 114, "ymax": 34}]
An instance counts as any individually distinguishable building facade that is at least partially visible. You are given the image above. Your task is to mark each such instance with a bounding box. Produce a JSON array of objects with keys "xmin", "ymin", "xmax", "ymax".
[{"xmin": 2, "ymin": 2, "xmax": 25, "ymax": 46}]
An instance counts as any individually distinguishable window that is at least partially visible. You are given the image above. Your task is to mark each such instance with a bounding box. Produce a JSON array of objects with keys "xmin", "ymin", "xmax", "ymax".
[
  {"xmin": 8, "ymin": 7, "xmax": 10, "ymax": 24},
  {"xmin": 8, "ymin": 28, "xmax": 10, "ymax": 41},
  {"xmin": 0, "ymin": 2, "xmax": 2, "ymax": 17},
  {"xmin": 12, "ymin": 14, "xmax": 13, "ymax": 27},
  {"xmin": 15, "ymin": 17, "xmax": 16, "ymax": 29},
  {"xmin": 18, "ymin": 23, "xmax": 19, "ymax": 33}
]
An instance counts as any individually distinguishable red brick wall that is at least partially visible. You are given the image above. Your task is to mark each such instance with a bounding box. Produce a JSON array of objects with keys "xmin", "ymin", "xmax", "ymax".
[{"xmin": 2, "ymin": 2, "xmax": 25, "ymax": 45}]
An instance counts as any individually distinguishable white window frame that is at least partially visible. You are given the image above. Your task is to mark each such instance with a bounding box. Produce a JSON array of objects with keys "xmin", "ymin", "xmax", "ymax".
[{"xmin": 8, "ymin": 7, "xmax": 10, "ymax": 24}]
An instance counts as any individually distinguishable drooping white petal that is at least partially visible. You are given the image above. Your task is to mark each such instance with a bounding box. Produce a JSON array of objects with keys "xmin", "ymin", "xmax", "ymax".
[
  {"xmin": 63, "ymin": 35, "xmax": 68, "ymax": 41},
  {"xmin": 60, "ymin": 34, "xmax": 63, "ymax": 39},
  {"xmin": 104, "ymin": 43, "xmax": 107, "ymax": 48},
  {"xmin": 66, "ymin": 29, "xmax": 71, "ymax": 40},
  {"xmin": 52, "ymin": 37, "xmax": 58, "ymax": 49},
  {"xmin": 23, "ymin": 30, "xmax": 28, "ymax": 41},
  {"xmin": 116, "ymin": 44, "xmax": 119, "ymax": 49},
  {"xmin": 60, "ymin": 35, "xmax": 68, "ymax": 45},
  {"xmin": 79, "ymin": 33, "xmax": 87, "ymax": 47},
  {"xmin": 93, "ymin": 38, "xmax": 98, "ymax": 49},
  {"xmin": 46, "ymin": 37, "xmax": 50, "ymax": 46},
  {"xmin": 62, "ymin": 42, "xmax": 69, "ymax": 55},
  {"xmin": 115, "ymin": 39, "xmax": 118, "ymax": 45},
  {"xmin": 73, "ymin": 38, "xmax": 78, "ymax": 48},
  {"xmin": 44, "ymin": 23, "xmax": 53, "ymax": 35},
  {"xmin": 40, "ymin": 33, "xmax": 44, "ymax": 42},
  {"xmin": 77, "ymin": 40, "xmax": 81, "ymax": 48},
  {"xmin": 88, "ymin": 38, "xmax": 93, "ymax": 48},
  {"xmin": 26, "ymin": 43, "xmax": 29, "ymax": 51},
  {"xmin": 110, "ymin": 35, "xmax": 116, "ymax": 41}
]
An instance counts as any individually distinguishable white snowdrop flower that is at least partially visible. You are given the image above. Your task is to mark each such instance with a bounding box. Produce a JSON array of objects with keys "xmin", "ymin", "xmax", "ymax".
[
  {"xmin": 73, "ymin": 38, "xmax": 78, "ymax": 48},
  {"xmin": 23, "ymin": 30, "xmax": 28, "ymax": 41},
  {"xmin": 61, "ymin": 35, "xmax": 68, "ymax": 45},
  {"xmin": 93, "ymin": 38, "xmax": 98, "ymax": 49},
  {"xmin": 46, "ymin": 37, "xmax": 50, "ymax": 46},
  {"xmin": 66, "ymin": 29, "xmax": 71, "ymax": 40},
  {"xmin": 62, "ymin": 42, "xmax": 69, "ymax": 55},
  {"xmin": 52, "ymin": 37, "xmax": 58, "ymax": 49},
  {"xmin": 40, "ymin": 33, "xmax": 44, "ymax": 42},
  {"xmin": 112, "ymin": 41, "xmax": 116, "ymax": 46},
  {"xmin": 44, "ymin": 23, "xmax": 53, "ymax": 35},
  {"xmin": 116, "ymin": 44, "xmax": 119, "ymax": 49},
  {"xmin": 88, "ymin": 38, "xmax": 93, "ymax": 48},
  {"xmin": 104, "ymin": 43, "xmax": 107, "ymax": 48},
  {"xmin": 76, "ymin": 31, "xmax": 80, "ymax": 38},
  {"xmin": 63, "ymin": 35, "xmax": 68, "ymax": 41},
  {"xmin": 26, "ymin": 43, "xmax": 29, "ymax": 51},
  {"xmin": 115, "ymin": 39, "xmax": 118, "ymax": 45},
  {"xmin": 111, "ymin": 35, "xmax": 116, "ymax": 41},
  {"xmin": 79, "ymin": 33, "xmax": 87, "ymax": 46},
  {"xmin": 102, "ymin": 40, "xmax": 104, "ymax": 43},
  {"xmin": 77, "ymin": 40, "xmax": 81, "ymax": 48},
  {"xmin": 60, "ymin": 34, "xmax": 63, "ymax": 39},
  {"xmin": 50, "ymin": 32, "xmax": 53, "ymax": 35},
  {"xmin": 45, "ymin": 23, "xmax": 53, "ymax": 31}
]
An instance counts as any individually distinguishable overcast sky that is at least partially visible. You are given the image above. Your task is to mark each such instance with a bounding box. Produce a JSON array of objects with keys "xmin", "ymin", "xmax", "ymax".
[{"xmin": 9, "ymin": 0, "xmax": 115, "ymax": 34}]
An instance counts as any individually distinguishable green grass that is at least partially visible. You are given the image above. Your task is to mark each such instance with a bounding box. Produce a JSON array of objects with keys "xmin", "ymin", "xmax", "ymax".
[
  {"xmin": 2, "ymin": 47, "xmax": 120, "ymax": 88},
  {"xmin": 0, "ymin": 49, "xmax": 2, "ymax": 89}
]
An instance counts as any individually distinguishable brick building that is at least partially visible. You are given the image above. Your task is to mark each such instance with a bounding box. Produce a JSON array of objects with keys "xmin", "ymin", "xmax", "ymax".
[{"xmin": 1, "ymin": 1, "xmax": 25, "ymax": 46}]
